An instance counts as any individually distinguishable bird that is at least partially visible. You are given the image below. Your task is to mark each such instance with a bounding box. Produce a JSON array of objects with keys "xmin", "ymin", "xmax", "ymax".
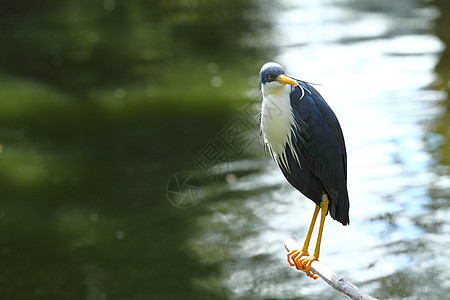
[{"xmin": 259, "ymin": 62, "xmax": 349, "ymax": 279}]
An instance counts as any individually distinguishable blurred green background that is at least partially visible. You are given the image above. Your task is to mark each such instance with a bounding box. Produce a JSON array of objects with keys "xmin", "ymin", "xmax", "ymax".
[
  {"xmin": 0, "ymin": 0, "xmax": 449, "ymax": 299},
  {"xmin": 0, "ymin": 1, "xmax": 270, "ymax": 299}
]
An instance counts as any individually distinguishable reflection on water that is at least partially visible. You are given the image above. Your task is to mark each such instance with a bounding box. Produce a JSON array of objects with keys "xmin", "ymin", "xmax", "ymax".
[
  {"xmin": 189, "ymin": 1, "xmax": 450, "ymax": 299},
  {"xmin": 0, "ymin": 0, "xmax": 449, "ymax": 299}
]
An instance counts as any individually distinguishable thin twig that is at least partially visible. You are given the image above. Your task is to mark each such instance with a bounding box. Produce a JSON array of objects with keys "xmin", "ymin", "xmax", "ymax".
[{"xmin": 284, "ymin": 238, "xmax": 378, "ymax": 300}]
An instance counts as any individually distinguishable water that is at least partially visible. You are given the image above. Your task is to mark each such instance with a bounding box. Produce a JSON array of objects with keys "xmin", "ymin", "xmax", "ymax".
[
  {"xmin": 0, "ymin": 0, "xmax": 449, "ymax": 299},
  {"xmin": 186, "ymin": 1, "xmax": 450, "ymax": 299}
]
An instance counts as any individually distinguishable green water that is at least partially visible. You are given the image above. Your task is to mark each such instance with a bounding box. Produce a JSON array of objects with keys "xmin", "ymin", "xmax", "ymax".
[
  {"xmin": 0, "ymin": 0, "xmax": 449, "ymax": 299},
  {"xmin": 0, "ymin": 1, "xmax": 261, "ymax": 299}
]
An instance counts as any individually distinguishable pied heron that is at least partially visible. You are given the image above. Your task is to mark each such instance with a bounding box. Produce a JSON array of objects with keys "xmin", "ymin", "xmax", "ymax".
[{"xmin": 259, "ymin": 62, "xmax": 349, "ymax": 279}]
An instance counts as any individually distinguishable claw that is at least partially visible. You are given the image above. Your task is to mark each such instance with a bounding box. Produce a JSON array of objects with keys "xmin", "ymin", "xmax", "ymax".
[
  {"xmin": 287, "ymin": 249, "xmax": 308, "ymax": 270},
  {"xmin": 287, "ymin": 251, "xmax": 319, "ymax": 280},
  {"xmin": 302, "ymin": 255, "xmax": 319, "ymax": 279}
]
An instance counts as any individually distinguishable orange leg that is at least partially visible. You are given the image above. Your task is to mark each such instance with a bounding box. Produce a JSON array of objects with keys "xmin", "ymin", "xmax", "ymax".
[
  {"xmin": 287, "ymin": 205, "xmax": 320, "ymax": 275},
  {"xmin": 287, "ymin": 198, "xmax": 329, "ymax": 280}
]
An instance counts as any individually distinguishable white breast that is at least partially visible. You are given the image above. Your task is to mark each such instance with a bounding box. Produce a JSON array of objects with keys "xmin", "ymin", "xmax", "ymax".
[{"xmin": 261, "ymin": 83, "xmax": 297, "ymax": 171}]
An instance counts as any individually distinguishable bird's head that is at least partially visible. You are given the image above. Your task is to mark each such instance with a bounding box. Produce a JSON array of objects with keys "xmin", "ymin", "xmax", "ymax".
[{"xmin": 259, "ymin": 62, "xmax": 298, "ymax": 95}]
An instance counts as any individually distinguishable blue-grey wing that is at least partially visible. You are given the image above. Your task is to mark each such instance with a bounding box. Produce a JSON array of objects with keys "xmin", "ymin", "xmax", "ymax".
[{"xmin": 289, "ymin": 82, "xmax": 349, "ymax": 224}]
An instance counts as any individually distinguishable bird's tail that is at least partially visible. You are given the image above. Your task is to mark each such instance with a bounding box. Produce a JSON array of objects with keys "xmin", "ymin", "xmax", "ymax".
[{"xmin": 328, "ymin": 189, "xmax": 350, "ymax": 226}]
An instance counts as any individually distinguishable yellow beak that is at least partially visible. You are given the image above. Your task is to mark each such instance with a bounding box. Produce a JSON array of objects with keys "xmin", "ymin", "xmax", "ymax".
[{"xmin": 276, "ymin": 74, "xmax": 298, "ymax": 86}]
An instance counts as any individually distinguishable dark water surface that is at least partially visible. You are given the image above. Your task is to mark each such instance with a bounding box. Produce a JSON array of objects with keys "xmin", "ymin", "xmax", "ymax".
[{"xmin": 0, "ymin": 0, "xmax": 449, "ymax": 299}]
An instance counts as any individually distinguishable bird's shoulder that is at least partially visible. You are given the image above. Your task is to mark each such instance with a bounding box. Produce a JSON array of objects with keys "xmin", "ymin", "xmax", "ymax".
[
  {"xmin": 289, "ymin": 82, "xmax": 334, "ymax": 121},
  {"xmin": 289, "ymin": 82, "xmax": 345, "ymax": 143}
]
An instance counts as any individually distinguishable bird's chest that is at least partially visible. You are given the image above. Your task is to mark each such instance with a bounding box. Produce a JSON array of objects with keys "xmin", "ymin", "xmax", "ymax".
[{"xmin": 260, "ymin": 92, "xmax": 294, "ymax": 156}]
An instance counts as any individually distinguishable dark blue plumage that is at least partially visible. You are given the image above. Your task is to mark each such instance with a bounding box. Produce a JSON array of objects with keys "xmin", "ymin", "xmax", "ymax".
[
  {"xmin": 280, "ymin": 81, "xmax": 349, "ymax": 225},
  {"xmin": 259, "ymin": 62, "xmax": 349, "ymax": 278}
]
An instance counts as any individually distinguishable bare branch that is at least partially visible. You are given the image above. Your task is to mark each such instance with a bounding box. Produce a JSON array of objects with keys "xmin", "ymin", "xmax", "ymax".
[{"xmin": 284, "ymin": 238, "xmax": 378, "ymax": 300}]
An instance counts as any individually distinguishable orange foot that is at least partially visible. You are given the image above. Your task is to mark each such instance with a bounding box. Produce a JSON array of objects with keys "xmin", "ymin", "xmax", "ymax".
[{"xmin": 287, "ymin": 250, "xmax": 319, "ymax": 280}]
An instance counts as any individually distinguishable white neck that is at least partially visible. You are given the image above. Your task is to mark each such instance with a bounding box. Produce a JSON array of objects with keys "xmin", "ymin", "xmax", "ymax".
[{"xmin": 261, "ymin": 82, "xmax": 297, "ymax": 171}]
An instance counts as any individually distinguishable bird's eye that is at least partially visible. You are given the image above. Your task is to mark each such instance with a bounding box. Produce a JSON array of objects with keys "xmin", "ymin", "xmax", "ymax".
[{"xmin": 268, "ymin": 75, "xmax": 273, "ymax": 80}]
